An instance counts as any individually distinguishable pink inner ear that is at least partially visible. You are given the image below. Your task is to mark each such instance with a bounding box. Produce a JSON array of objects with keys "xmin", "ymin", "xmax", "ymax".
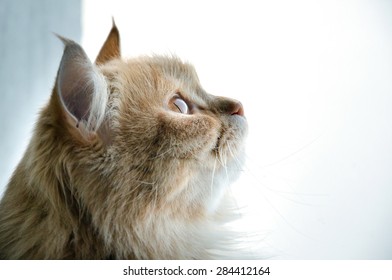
[
  {"xmin": 56, "ymin": 39, "xmax": 108, "ymax": 134},
  {"xmin": 58, "ymin": 63, "xmax": 94, "ymax": 123}
]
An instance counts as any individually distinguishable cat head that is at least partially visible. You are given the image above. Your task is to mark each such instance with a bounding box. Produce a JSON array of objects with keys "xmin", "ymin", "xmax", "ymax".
[{"xmin": 52, "ymin": 21, "xmax": 248, "ymax": 225}]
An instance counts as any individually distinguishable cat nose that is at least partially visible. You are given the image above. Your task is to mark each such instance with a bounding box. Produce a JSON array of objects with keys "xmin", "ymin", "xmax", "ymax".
[
  {"xmin": 230, "ymin": 101, "xmax": 244, "ymax": 116},
  {"xmin": 214, "ymin": 97, "xmax": 245, "ymax": 117},
  {"xmin": 220, "ymin": 99, "xmax": 244, "ymax": 116}
]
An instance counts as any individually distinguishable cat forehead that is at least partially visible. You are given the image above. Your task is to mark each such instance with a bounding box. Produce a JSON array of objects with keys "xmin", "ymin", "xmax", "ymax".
[
  {"xmin": 102, "ymin": 55, "xmax": 204, "ymax": 96},
  {"xmin": 132, "ymin": 55, "xmax": 199, "ymax": 82},
  {"xmin": 132, "ymin": 57, "xmax": 208, "ymax": 104}
]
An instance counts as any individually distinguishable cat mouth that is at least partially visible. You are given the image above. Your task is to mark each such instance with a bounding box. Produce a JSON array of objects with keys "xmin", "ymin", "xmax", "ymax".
[
  {"xmin": 211, "ymin": 116, "xmax": 247, "ymax": 158},
  {"xmin": 213, "ymin": 127, "xmax": 226, "ymax": 151},
  {"xmin": 213, "ymin": 135, "xmax": 222, "ymax": 151},
  {"xmin": 212, "ymin": 130, "xmax": 232, "ymax": 156}
]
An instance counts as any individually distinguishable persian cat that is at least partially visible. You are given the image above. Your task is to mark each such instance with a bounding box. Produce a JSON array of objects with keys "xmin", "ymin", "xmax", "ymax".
[{"xmin": 0, "ymin": 22, "xmax": 248, "ymax": 259}]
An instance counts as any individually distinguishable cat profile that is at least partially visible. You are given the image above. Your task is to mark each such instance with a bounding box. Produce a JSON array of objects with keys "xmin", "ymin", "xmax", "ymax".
[{"xmin": 0, "ymin": 21, "xmax": 248, "ymax": 259}]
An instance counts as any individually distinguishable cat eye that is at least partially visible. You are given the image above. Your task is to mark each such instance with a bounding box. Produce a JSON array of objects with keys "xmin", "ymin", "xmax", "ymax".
[{"xmin": 172, "ymin": 97, "xmax": 189, "ymax": 114}]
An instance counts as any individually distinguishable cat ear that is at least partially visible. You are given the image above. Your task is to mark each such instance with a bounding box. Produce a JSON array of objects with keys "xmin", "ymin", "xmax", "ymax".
[
  {"xmin": 56, "ymin": 36, "xmax": 108, "ymax": 139},
  {"xmin": 95, "ymin": 18, "xmax": 121, "ymax": 65}
]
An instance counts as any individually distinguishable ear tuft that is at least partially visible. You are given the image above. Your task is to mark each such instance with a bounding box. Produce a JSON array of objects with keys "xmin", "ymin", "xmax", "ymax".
[
  {"xmin": 95, "ymin": 19, "xmax": 121, "ymax": 65},
  {"xmin": 56, "ymin": 36, "xmax": 108, "ymax": 138}
]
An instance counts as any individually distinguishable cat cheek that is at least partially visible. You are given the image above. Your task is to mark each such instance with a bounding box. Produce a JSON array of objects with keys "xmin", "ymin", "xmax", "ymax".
[{"xmin": 157, "ymin": 113, "xmax": 220, "ymax": 157}]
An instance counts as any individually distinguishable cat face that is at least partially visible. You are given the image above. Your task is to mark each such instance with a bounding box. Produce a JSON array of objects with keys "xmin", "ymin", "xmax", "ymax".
[
  {"xmin": 56, "ymin": 23, "xmax": 247, "ymax": 223},
  {"xmin": 99, "ymin": 57, "xmax": 247, "ymax": 213},
  {"xmin": 102, "ymin": 56, "xmax": 246, "ymax": 164}
]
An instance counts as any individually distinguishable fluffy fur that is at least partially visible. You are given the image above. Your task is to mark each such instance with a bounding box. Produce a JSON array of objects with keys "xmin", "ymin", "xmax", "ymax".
[{"xmin": 0, "ymin": 22, "xmax": 248, "ymax": 259}]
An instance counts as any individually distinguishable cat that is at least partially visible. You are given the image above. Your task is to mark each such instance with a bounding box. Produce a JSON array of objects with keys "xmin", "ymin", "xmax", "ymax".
[{"xmin": 0, "ymin": 21, "xmax": 248, "ymax": 259}]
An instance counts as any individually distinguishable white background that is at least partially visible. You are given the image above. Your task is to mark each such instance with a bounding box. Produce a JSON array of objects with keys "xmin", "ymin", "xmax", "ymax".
[{"xmin": 1, "ymin": 0, "xmax": 391, "ymax": 259}]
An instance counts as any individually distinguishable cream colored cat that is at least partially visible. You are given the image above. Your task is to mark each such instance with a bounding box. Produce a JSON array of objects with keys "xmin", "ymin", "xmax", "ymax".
[{"xmin": 0, "ymin": 22, "xmax": 248, "ymax": 259}]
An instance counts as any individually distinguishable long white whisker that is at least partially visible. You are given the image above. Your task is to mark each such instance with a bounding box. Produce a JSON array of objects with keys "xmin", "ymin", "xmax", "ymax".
[
  {"xmin": 242, "ymin": 158, "xmax": 327, "ymax": 198},
  {"xmin": 210, "ymin": 157, "xmax": 218, "ymax": 197},
  {"xmin": 227, "ymin": 143, "xmax": 243, "ymax": 172},
  {"xmin": 215, "ymin": 149, "xmax": 224, "ymax": 167}
]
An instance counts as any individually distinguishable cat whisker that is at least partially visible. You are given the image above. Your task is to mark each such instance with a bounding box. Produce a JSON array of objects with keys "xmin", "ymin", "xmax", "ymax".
[
  {"xmin": 243, "ymin": 155, "xmax": 327, "ymax": 198},
  {"xmin": 217, "ymin": 147, "xmax": 227, "ymax": 168},
  {"xmin": 210, "ymin": 157, "xmax": 218, "ymax": 197},
  {"xmin": 227, "ymin": 143, "xmax": 244, "ymax": 172}
]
